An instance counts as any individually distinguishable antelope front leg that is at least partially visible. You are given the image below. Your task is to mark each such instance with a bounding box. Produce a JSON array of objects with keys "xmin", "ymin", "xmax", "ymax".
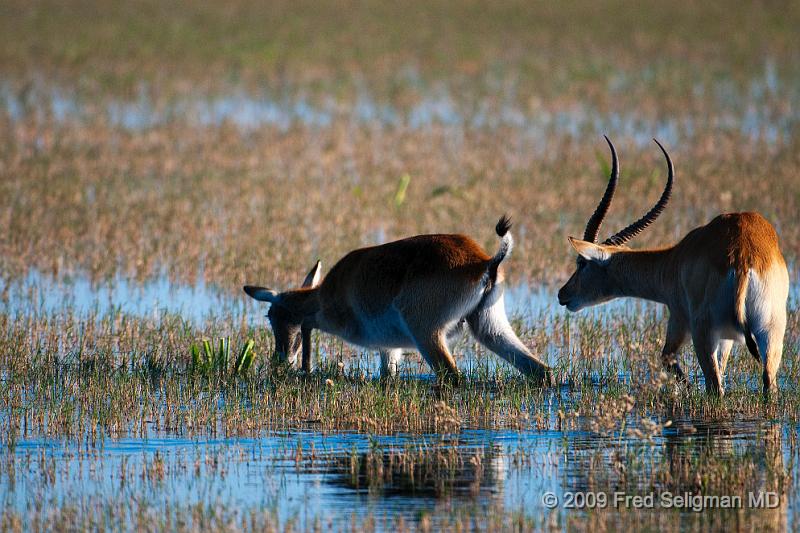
[
  {"xmin": 691, "ymin": 321, "xmax": 724, "ymax": 396},
  {"xmin": 379, "ymin": 349, "xmax": 403, "ymax": 378},
  {"xmin": 662, "ymin": 315, "xmax": 688, "ymax": 382},
  {"xmin": 716, "ymin": 339, "xmax": 734, "ymax": 380},
  {"xmin": 413, "ymin": 332, "xmax": 460, "ymax": 383},
  {"xmin": 301, "ymin": 325, "xmax": 313, "ymax": 372}
]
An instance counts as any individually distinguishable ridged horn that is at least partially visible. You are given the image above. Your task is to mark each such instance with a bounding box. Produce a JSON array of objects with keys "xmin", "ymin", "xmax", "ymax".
[
  {"xmin": 583, "ymin": 136, "xmax": 619, "ymax": 243},
  {"xmin": 604, "ymin": 138, "xmax": 673, "ymax": 246}
]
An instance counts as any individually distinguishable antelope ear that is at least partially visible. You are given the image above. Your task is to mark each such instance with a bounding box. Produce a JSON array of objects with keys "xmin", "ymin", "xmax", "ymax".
[
  {"xmin": 568, "ymin": 237, "xmax": 611, "ymax": 263},
  {"xmin": 301, "ymin": 260, "xmax": 322, "ymax": 288},
  {"xmin": 243, "ymin": 286, "xmax": 280, "ymax": 302}
]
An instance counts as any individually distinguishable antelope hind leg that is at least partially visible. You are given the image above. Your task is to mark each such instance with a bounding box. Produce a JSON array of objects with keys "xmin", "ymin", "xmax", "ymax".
[{"xmin": 466, "ymin": 296, "xmax": 552, "ymax": 384}]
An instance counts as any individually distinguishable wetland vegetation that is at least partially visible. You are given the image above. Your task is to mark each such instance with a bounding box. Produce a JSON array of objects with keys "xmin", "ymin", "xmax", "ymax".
[{"xmin": 1, "ymin": 1, "xmax": 799, "ymax": 530}]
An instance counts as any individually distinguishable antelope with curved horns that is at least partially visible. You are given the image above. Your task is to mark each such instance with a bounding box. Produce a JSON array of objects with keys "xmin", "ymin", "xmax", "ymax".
[
  {"xmin": 558, "ymin": 137, "xmax": 788, "ymax": 397},
  {"xmin": 244, "ymin": 216, "xmax": 553, "ymax": 383}
]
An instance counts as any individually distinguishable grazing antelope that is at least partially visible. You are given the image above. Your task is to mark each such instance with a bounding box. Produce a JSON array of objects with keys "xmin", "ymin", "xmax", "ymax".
[
  {"xmin": 244, "ymin": 217, "xmax": 552, "ymax": 383},
  {"xmin": 558, "ymin": 137, "xmax": 788, "ymax": 397}
]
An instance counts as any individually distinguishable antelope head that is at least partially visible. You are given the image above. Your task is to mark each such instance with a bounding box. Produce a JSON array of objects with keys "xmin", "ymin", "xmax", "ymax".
[
  {"xmin": 558, "ymin": 137, "xmax": 673, "ymax": 311},
  {"xmin": 244, "ymin": 260, "xmax": 322, "ymax": 364}
]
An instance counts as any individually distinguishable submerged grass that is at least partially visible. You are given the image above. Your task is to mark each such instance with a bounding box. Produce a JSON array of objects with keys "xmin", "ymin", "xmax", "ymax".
[
  {"xmin": 0, "ymin": 308, "xmax": 797, "ymax": 530},
  {"xmin": 1, "ymin": 304, "xmax": 797, "ymax": 444},
  {"xmin": 0, "ymin": 286, "xmax": 798, "ymax": 530}
]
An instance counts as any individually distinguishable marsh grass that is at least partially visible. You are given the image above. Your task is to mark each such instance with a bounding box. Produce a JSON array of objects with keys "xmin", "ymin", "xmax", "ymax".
[
  {"xmin": 0, "ymin": 293, "xmax": 798, "ymax": 530},
  {"xmin": 1, "ymin": 305, "xmax": 797, "ymax": 440},
  {"xmin": 189, "ymin": 337, "xmax": 255, "ymax": 378}
]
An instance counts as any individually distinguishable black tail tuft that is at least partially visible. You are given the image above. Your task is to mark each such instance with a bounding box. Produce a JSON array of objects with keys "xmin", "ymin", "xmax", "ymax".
[
  {"xmin": 743, "ymin": 324, "xmax": 761, "ymax": 363},
  {"xmin": 484, "ymin": 215, "xmax": 514, "ymax": 293},
  {"xmin": 496, "ymin": 214, "xmax": 512, "ymax": 237}
]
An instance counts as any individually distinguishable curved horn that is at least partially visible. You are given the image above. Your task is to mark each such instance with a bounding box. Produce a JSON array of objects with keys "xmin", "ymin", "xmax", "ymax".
[
  {"xmin": 583, "ymin": 135, "xmax": 619, "ymax": 243},
  {"xmin": 604, "ymin": 138, "xmax": 673, "ymax": 246}
]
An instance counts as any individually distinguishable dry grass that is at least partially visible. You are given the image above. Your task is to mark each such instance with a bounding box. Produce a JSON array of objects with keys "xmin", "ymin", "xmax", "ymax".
[
  {"xmin": 0, "ymin": 2, "xmax": 799, "ymax": 289},
  {"xmin": 2, "ymin": 112, "xmax": 799, "ymax": 289}
]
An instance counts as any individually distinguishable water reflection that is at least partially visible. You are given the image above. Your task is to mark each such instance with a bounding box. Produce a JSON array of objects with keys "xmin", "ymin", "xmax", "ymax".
[
  {"xmin": 325, "ymin": 442, "xmax": 507, "ymax": 499},
  {"xmin": 2, "ymin": 415, "xmax": 794, "ymax": 529}
]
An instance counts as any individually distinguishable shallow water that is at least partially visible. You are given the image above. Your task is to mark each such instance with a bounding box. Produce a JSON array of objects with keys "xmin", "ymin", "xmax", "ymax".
[
  {"xmin": 2, "ymin": 406, "xmax": 796, "ymax": 529},
  {"xmin": 1, "ymin": 269, "xmax": 798, "ymax": 528},
  {"xmin": 2, "ymin": 65, "xmax": 799, "ymax": 147},
  {"xmin": 0, "ymin": 269, "xmax": 575, "ymax": 328},
  {"xmin": 0, "ymin": 269, "xmax": 249, "ymax": 325},
  {"xmin": 2, "ymin": 267, "xmax": 797, "ymax": 375},
  {"xmin": 14, "ymin": 267, "xmax": 792, "ymax": 325},
  {"xmin": 0, "ymin": 268, "xmax": 667, "ymax": 380}
]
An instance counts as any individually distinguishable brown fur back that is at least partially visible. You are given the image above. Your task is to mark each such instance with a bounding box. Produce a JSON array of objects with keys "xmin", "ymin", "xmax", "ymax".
[
  {"xmin": 316, "ymin": 234, "xmax": 492, "ymax": 330},
  {"xmin": 728, "ymin": 213, "xmax": 784, "ymax": 326},
  {"xmin": 679, "ymin": 212, "xmax": 784, "ymax": 326}
]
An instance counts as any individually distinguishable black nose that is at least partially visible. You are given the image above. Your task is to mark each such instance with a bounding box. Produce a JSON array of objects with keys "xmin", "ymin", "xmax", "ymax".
[{"xmin": 557, "ymin": 288, "xmax": 568, "ymax": 306}]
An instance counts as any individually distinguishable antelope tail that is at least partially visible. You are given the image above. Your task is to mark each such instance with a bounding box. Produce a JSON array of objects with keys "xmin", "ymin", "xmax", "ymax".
[
  {"xmin": 487, "ymin": 214, "xmax": 513, "ymax": 283},
  {"xmin": 735, "ymin": 269, "xmax": 761, "ymax": 362}
]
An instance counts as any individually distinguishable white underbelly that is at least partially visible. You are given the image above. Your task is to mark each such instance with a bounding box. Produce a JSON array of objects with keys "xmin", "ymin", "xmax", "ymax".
[
  {"xmin": 350, "ymin": 310, "xmax": 417, "ymax": 349},
  {"xmin": 715, "ymin": 324, "xmax": 746, "ymax": 343},
  {"xmin": 320, "ymin": 311, "xmax": 468, "ymax": 351}
]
